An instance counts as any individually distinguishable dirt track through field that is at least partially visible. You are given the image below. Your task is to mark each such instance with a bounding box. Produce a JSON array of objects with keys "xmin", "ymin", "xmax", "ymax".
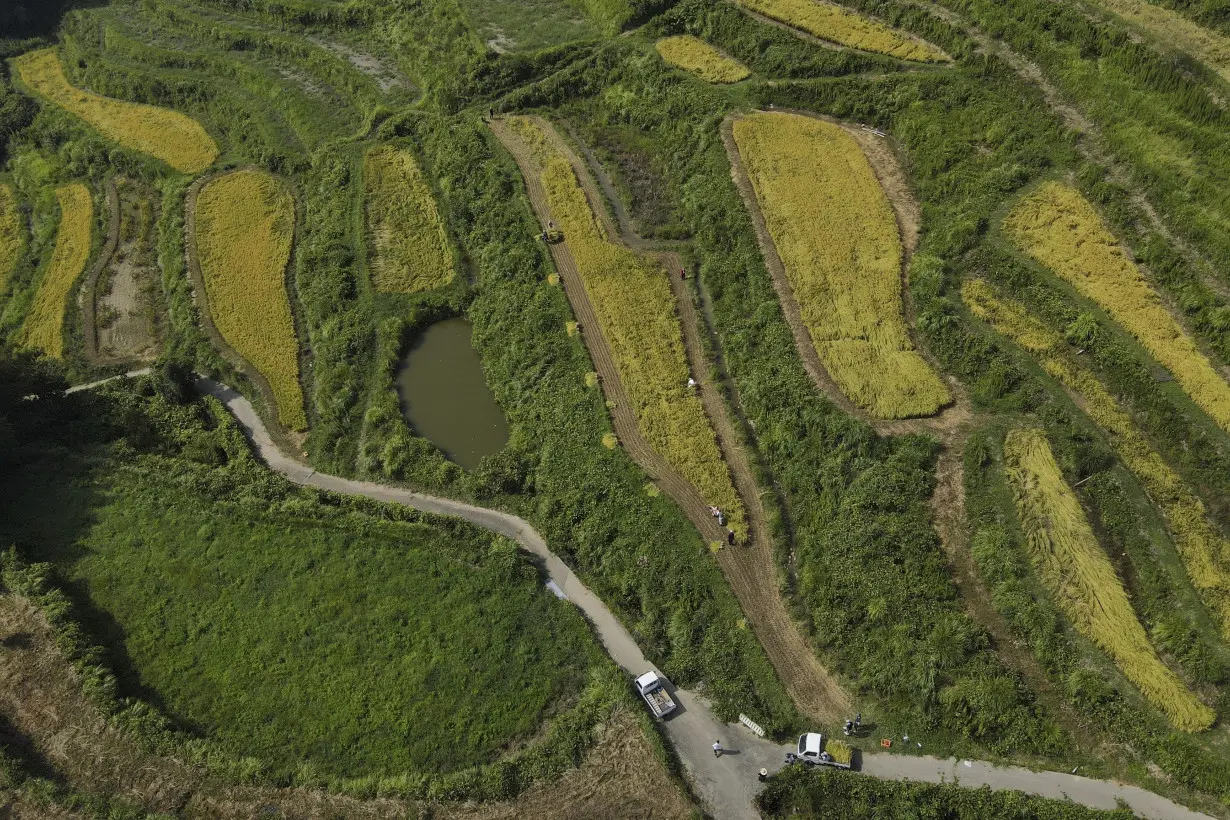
[{"xmin": 490, "ymin": 116, "xmax": 852, "ymax": 726}]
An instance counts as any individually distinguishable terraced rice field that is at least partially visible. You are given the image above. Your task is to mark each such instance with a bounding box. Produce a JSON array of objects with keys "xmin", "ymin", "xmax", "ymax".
[
  {"xmin": 1005, "ymin": 182, "xmax": 1230, "ymax": 434},
  {"xmin": 655, "ymin": 36, "xmax": 750, "ymax": 83},
  {"xmin": 194, "ymin": 170, "xmax": 305, "ymax": 431},
  {"xmin": 12, "ymin": 48, "xmax": 218, "ymax": 174},
  {"xmin": 1003, "ymin": 427, "xmax": 1214, "ymax": 732},
  {"xmin": 0, "ymin": 183, "xmax": 19, "ymax": 294},
  {"xmin": 1090, "ymin": 0, "xmax": 1230, "ymax": 83},
  {"xmin": 363, "ymin": 145, "xmax": 455, "ymax": 294},
  {"xmin": 506, "ymin": 116, "xmax": 746, "ymax": 538},
  {"xmin": 732, "ymin": 112, "xmax": 950, "ymax": 418},
  {"xmin": 964, "ymin": 279, "xmax": 1230, "ymax": 639},
  {"xmin": 735, "ymin": 0, "xmax": 948, "ymax": 61},
  {"xmin": 20, "ymin": 184, "xmax": 93, "ymax": 359}
]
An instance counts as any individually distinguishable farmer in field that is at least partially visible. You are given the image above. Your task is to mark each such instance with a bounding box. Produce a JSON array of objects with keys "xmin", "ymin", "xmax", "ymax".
[{"xmin": 713, "ymin": 740, "xmax": 723, "ymax": 758}]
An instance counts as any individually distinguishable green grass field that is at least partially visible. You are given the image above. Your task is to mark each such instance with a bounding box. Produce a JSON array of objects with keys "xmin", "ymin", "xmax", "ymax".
[{"xmin": 456, "ymin": 0, "xmax": 602, "ymax": 52}]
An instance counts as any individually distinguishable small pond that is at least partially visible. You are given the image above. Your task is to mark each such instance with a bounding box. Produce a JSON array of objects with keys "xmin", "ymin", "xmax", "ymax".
[{"xmin": 395, "ymin": 318, "xmax": 510, "ymax": 470}]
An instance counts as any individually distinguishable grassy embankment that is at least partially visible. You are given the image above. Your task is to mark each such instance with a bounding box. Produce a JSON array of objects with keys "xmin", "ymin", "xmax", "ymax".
[
  {"xmin": 655, "ymin": 35, "xmax": 749, "ymax": 83},
  {"xmin": 362, "ymin": 144, "xmax": 456, "ymax": 294},
  {"xmin": 733, "ymin": 111, "xmax": 950, "ymax": 419},
  {"xmin": 20, "ymin": 183, "xmax": 91, "ymax": 358},
  {"xmin": 194, "ymin": 169, "xmax": 305, "ymax": 431},
  {"xmin": 0, "ymin": 184, "xmax": 19, "ymax": 294}
]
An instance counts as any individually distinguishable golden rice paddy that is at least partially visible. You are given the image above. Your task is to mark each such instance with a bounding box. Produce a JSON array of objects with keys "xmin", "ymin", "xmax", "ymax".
[
  {"xmin": 733, "ymin": 111, "xmax": 949, "ymax": 418},
  {"xmin": 1005, "ymin": 181, "xmax": 1230, "ymax": 434},
  {"xmin": 965, "ymin": 279, "xmax": 1230, "ymax": 639},
  {"xmin": 195, "ymin": 170, "xmax": 305, "ymax": 431},
  {"xmin": 21, "ymin": 184, "xmax": 93, "ymax": 359},
  {"xmin": 13, "ymin": 48, "xmax": 218, "ymax": 175},
  {"xmin": 0, "ymin": 183, "xmax": 19, "ymax": 294},
  {"xmin": 655, "ymin": 36, "xmax": 750, "ymax": 84},
  {"xmin": 1004, "ymin": 427, "xmax": 1214, "ymax": 732},
  {"xmin": 506, "ymin": 116, "xmax": 746, "ymax": 538},
  {"xmin": 362, "ymin": 145, "xmax": 455, "ymax": 294},
  {"xmin": 735, "ymin": 0, "xmax": 948, "ymax": 62}
]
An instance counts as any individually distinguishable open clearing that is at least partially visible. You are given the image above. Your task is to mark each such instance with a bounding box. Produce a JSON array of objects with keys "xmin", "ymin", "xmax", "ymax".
[
  {"xmin": 363, "ymin": 144, "xmax": 455, "ymax": 294},
  {"xmin": 1006, "ymin": 181, "xmax": 1230, "ymax": 435},
  {"xmin": 733, "ymin": 0, "xmax": 949, "ymax": 61},
  {"xmin": 12, "ymin": 49, "xmax": 217, "ymax": 174},
  {"xmin": 20, "ymin": 183, "xmax": 92, "ymax": 359},
  {"xmin": 655, "ymin": 36, "xmax": 750, "ymax": 83},
  {"xmin": 1003, "ymin": 427, "xmax": 1214, "ymax": 732},
  {"xmin": 731, "ymin": 111, "xmax": 950, "ymax": 419},
  {"xmin": 192, "ymin": 169, "xmax": 305, "ymax": 431}
]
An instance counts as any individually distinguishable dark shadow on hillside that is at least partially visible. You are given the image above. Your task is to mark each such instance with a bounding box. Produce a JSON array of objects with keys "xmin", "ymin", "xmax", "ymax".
[
  {"xmin": 0, "ymin": 0, "xmax": 107, "ymax": 44},
  {"xmin": 0, "ymin": 714, "xmax": 68, "ymax": 785}
]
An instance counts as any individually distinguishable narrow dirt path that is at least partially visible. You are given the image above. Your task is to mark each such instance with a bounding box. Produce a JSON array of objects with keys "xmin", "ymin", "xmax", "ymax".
[
  {"xmin": 492, "ymin": 116, "xmax": 853, "ymax": 725},
  {"xmin": 78, "ymin": 177, "xmax": 120, "ymax": 365}
]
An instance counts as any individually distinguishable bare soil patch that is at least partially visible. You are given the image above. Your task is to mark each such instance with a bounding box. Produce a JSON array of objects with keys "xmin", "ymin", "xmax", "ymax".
[{"xmin": 95, "ymin": 179, "xmax": 161, "ymax": 363}]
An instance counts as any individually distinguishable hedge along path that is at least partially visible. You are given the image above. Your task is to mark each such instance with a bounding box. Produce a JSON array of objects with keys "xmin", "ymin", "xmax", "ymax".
[
  {"xmin": 491, "ymin": 115, "xmax": 851, "ymax": 725},
  {"xmin": 655, "ymin": 36, "xmax": 750, "ymax": 84},
  {"xmin": 964, "ymin": 279, "xmax": 1230, "ymax": 639},
  {"xmin": 362, "ymin": 145, "xmax": 455, "ymax": 294},
  {"xmin": 1003, "ymin": 428, "xmax": 1215, "ymax": 732},
  {"xmin": 11, "ymin": 49, "xmax": 218, "ymax": 175},
  {"xmin": 732, "ymin": 0, "xmax": 949, "ymax": 62},
  {"xmin": 188, "ymin": 169, "xmax": 306, "ymax": 431},
  {"xmin": 0, "ymin": 183, "xmax": 20, "ymax": 295},
  {"xmin": 1005, "ymin": 185, "xmax": 1230, "ymax": 435},
  {"xmin": 21, "ymin": 184, "xmax": 93, "ymax": 359}
]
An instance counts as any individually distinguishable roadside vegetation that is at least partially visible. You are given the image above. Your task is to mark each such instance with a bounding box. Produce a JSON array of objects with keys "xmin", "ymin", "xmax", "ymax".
[
  {"xmin": 1003, "ymin": 427, "xmax": 1214, "ymax": 731},
  {"xmin": 655, "ymin": 35, "xmax": 749, "ymax": 83},
  {"xmin": 734, "ymin": 0, "xmax": 949, "ymax": 61},
  {"xmin": 20, "ymin": 183, "xmax": 91, "ymax": 359},
  {"xmin": 12, "ymin": 48, "xmax": 217, "ymax": 174},
  {"xmin": 732, "ymin": 111, "xmax": 950, "ymax": 418},
  {"xmin": 194, "ymin": 169, "xmax": 304, "ymax": 431}
]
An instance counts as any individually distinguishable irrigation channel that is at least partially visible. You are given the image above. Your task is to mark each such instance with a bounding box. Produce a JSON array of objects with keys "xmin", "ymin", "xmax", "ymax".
[
  {"xmin": 61, "ymin": 369, "xmax": 1213, "ymax": 820},
  {"xmin": 394, "ymin": 317, "xmax": 510, "ymax": 470}
]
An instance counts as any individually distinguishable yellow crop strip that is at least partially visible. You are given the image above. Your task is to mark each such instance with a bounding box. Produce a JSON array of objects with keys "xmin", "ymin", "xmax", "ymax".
[
  {"xmin": 1005, "ymin": 182, "xmax": 1230, "ymax": 434},
  {"xmin": 964, "ymin": 279, "xmax": 1230, "ymax": 639},
  {"xmin": 12, "ymin": 49, "xmax": 217, "ymax": 175},
  {"xmin": 735, "ymin": 0, "xmax": 948, "ymax": 62},
  {"xmin": 733, "ymin": 112, "xmax": 949, "ymax": 418},
  {"xmin": 1004, "ymin": 428, "xmax": 1213, "ymax": 732},
  {"xmin": 655, "ymin": 36, "xmax": 750, "ymax": 84},
  {"xmin": 0, "ymin": 184, "xmax": 19, "ymax": 294},
  {"xmin": 362, "ymin": 145, "xmax": 455, "ymax": 294},
  {"xmin": 195, "ymin": 170, "xmax": 305, "ymax": 431},
  {"xmin": 506, "ymin": 117, "xmax": 746, "ymax": 539},
  {"xmin": 21, "ymin": 184, "xmax": 92, "ymax": 359}
]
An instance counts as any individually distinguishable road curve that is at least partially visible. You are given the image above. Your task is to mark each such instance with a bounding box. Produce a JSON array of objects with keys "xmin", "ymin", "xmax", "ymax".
[{"xmin": 181, "ymin": 376, "xmax": 1212, "ymax": 820}]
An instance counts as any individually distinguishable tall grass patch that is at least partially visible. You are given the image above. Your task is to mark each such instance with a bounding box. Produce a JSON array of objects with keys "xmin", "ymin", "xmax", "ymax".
[
  {"xmin": 12, "ymin": 49, "xmax": 218, "ymax": 175},
  {"xmin": 20, "ymin": 184, "xmax": 92, "ymax": 359},
  {"xmin": 0, "ymin": 184, "xmax": 20, "ymax": 296},
  {"xmin": 1003, "ymin": 427, "xmax": 1213, "ymax": 732},
  {"xmin": 1004, "ymin": 182, "xmax": 1230, "ymax": 435},
  {"xmin": 964, "ymin": 280, "xmax": 1230, "ymax": 639},
  {"xmin": 362, "ymin": 145, "xmax": 455, "ymax": 294},
  {"xmin": 734, "ymin": 0, "xmax": 948, "ymax": 61},
  {"xmin": 195, "ymin": 169, "xmax": 305, "ymax": 430},
  {"xmin": 655, "ymin": 36, "xmax": 750, "ymax": 83},
  {"xmin": 1090, "ymin": 0, "xmax": 1230, "ymax": 84},
  {"xmin": 506, "ymin": 116, "xmax": 746, "ymax": 538},
  {"xmin": 733, "ymin": 112, "xmax": 949, "ymax": 418}
]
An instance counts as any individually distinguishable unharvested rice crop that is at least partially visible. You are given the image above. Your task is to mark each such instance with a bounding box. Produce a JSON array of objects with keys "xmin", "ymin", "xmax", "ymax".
[
  {"xmin": 964, "ymin": 279, "xmax": 1230, "ymax": 638},
  {"xmin": 1005, "ymin": 182, "xmax": 1230, "ymax": 434},
  {"xmin": 362, "ymin": 145, "xmax": 455, "ymax": 293},
  {"xmin": 655, "ymin": 36, "xmax": 750, "ymax": 84},
  {"xmin": 1003, "ymin": 427, "xmax": 1214, "ymax": 732},
  {"xmin": 13, "ymin": 49, "xmax": 217, "ymax": 174},
  {"xmin": 733, "ymin": 112, "xmax": 950, "ymax": 418},
  {"xmin": 21, "ymin": 184, "xmax": 92, "ymax": 359},
  {"xmin": 506, "ymin": 116, "xmax": 746, "ymax": 538},
  {"xmin": 735, "ymin": 0, "xmax": 948, "ymax": 62},
  {"xmin": 195, "ymin": 170, "xmax": 305, "ymax": 431},
  {"xmin": 0, "ymin": 183, "xmax": 19, "ymax": 294}
]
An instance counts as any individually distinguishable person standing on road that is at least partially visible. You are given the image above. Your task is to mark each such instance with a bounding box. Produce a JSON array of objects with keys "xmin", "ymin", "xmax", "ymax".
[{"xmin": 713, "ymin": 740, "xmax": 723, "ymax": 758}]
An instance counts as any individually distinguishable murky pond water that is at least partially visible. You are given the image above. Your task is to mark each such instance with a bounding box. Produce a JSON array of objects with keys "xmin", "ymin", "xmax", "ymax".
[{"xmin": 395, "ymin": 318, "xmax": 510, "ymax": 470}]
